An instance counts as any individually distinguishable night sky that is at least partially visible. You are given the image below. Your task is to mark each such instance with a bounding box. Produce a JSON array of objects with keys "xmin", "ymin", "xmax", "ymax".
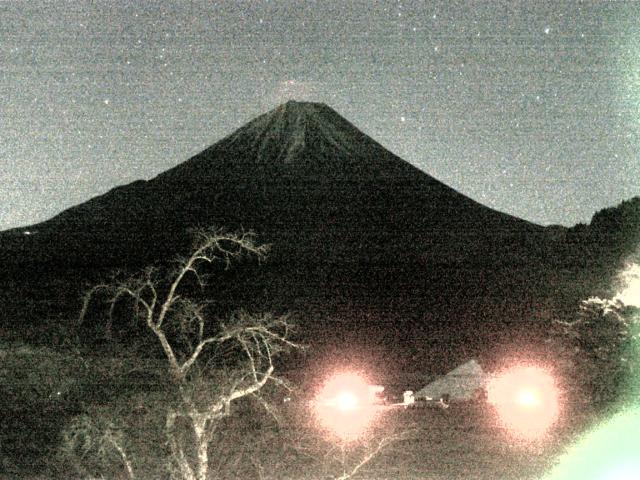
[{"xmin": 2, "ymin": 0, "xmax": 638, "ymax": 231}]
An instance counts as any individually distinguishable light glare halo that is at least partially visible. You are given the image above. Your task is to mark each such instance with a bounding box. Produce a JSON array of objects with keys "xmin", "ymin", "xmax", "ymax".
[
  {"xmin": 314, "ymin": 371, "xmax": 377, "ymax": 441},
  {"xmin": 488, "ymin": 365, "xmax": 560, "ymax": 439}
]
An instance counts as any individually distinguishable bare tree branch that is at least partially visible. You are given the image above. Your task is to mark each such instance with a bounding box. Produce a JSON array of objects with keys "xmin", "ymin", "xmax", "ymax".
[
  {"xmin": 76, "ymin": 228, "xmax": 296, "ymax": 480},
  {"xmin": 334, "ymin": 432, "xmax": 409, "ymax": 480}
]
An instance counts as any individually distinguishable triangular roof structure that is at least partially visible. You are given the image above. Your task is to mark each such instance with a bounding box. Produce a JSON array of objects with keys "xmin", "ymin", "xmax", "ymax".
[{"xmin": 415, "ymin": 359, "xmax": 486, "ymax": 401}]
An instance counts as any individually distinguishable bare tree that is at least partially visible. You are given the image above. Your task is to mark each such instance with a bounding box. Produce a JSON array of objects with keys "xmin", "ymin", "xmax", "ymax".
[
  {"xmin": 76, "ymin": 228, "xmax": 299, "ymax": 480},
  {"xmin": 327, "ymin": 433, "xmax": 408, "ymax": 480},
  {"xmin": 59, "ymin": 411, "xmax": 135, "ymax": 480}
]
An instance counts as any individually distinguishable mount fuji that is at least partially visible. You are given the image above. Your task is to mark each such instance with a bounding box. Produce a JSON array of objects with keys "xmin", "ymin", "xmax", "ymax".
[{"xmin": 2, "ymin": 101, "xmax": 575, "ymax": 364}]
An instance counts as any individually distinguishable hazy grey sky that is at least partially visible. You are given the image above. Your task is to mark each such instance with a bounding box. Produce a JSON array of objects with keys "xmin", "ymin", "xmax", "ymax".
[{"xmin": 1, "ymin": 0, "xmax": 638, "ymax": 230}]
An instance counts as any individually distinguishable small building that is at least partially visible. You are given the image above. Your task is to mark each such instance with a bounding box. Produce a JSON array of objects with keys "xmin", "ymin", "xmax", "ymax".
[{"xmin": 415, "ymin": 359, "xmax": 486, "ymax": 402}]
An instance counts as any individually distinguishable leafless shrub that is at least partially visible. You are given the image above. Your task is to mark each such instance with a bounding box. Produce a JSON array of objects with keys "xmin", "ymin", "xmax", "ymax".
[{"xmin": 73, "ymin": 228, "xmax": 300, "ymax": 480}]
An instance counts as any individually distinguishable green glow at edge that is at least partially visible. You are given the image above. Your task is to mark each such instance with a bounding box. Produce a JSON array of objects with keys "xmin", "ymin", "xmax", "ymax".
[
  {"xmin": 544, "ymin": 308, "xmax": 640, "ymax": 480},
  {"xmin": 543, "ymin": 407, "xmax": 640, "ymax": 480}
]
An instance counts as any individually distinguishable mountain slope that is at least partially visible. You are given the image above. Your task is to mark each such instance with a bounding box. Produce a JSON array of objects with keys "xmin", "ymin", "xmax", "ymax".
[
  {"xmin": 8, "ymin": 101, "xmax": 544, "ymax": 268},
  {"xmin": 1, "ymin": 101, "xmax": 561, "ymax": 363}
]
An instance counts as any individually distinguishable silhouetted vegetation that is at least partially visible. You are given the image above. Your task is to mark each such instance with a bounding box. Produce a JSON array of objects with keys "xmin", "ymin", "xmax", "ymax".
[{"xmin": 58, "ymin": 229, "xmax": 299, "ymax": 480}]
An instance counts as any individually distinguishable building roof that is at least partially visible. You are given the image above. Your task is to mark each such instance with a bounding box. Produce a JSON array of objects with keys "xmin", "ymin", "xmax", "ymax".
[{"xmin": 415, "ymin": 359, "xmax": 486, "ymax": 401}]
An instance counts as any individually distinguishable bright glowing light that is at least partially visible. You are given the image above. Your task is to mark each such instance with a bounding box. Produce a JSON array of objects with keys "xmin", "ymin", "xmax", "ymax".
[
  {"xmin": 614, "ymin": 263, "xmax": 640, "ymax": 308},
  {"xmin": 488, "ymin": 365, "xmax": 560, "ymax": 439},
  {"xmin": 336, "ymin": 391, "xmax": 358, "ymax": 411},
  {"xmin": 544, "ymin": 407, "xmax": 640, "ymax": 480},
  {"xmin": 516, "ymin": 388, "xmax": 540, "ymax": 407},
  {"xmin": 314, "ymin": 372, "xmax": 377, "ymax": 441},
  {"xmin": 602, "ymin": 462, "xmax": 640, "ymax": 480}
]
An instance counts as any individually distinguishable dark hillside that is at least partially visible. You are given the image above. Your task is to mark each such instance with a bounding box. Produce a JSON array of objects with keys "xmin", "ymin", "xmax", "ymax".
[{"xmin": 1, "ymin": 102, "xmax": 632, "ymax": 368}]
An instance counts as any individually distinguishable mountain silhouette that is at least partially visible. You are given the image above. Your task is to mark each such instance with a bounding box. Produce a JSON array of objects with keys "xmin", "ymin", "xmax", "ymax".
[
  {"xmin": 7, "ymin": 101, "xmax": 544, "ymax": 265},
  {"xmin": 2, "ymin": 101, "xmax": 567, "ymax": 366}
]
